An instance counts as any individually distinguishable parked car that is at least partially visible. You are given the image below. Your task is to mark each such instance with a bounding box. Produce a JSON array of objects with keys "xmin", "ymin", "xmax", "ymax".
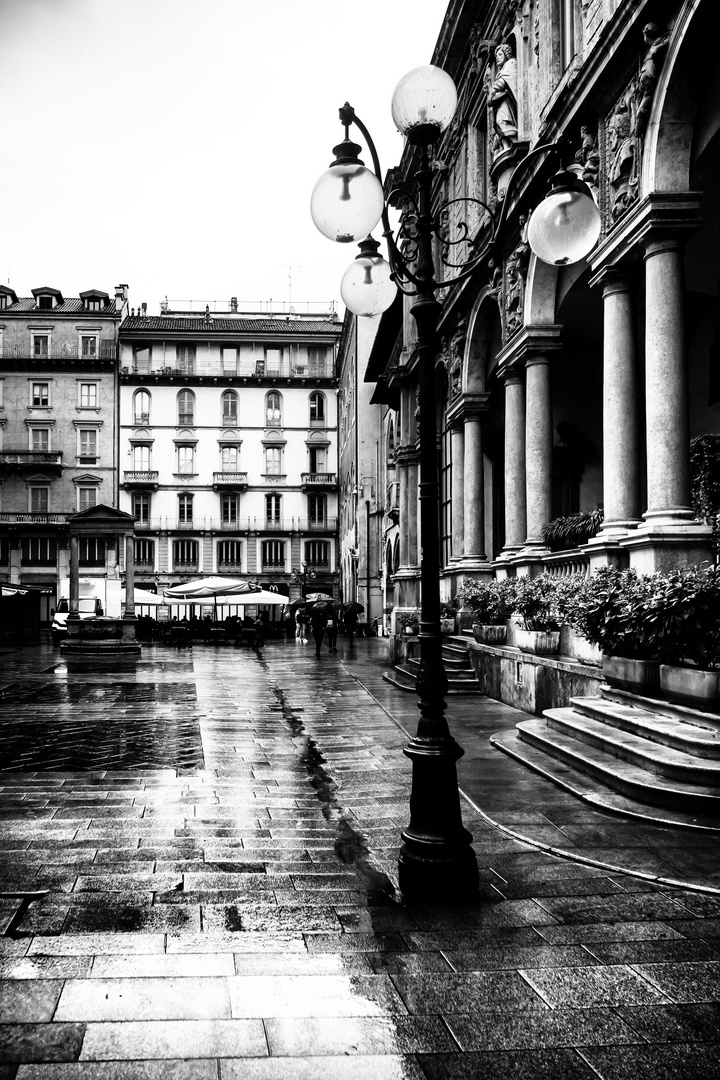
[{"xmin": 51, "ymin": 597, "xmax": 104, "ymax": 645}]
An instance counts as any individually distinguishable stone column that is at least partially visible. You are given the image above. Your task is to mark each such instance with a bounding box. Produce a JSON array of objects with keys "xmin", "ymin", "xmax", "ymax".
[
  {"xmin": 463, "ymin": 412, "xmax": 485, "ymax": 561},
  {"xmin": 398, "ymin": 456, "xmax": 410, "ymax": 569},
  {"xmin": 643, "ymin": 238, "xmax": 693, "ymax": 523},
  {"xmin": 598, "ymin": 271, "xmax": 641, "ymax": 531},
  {"xmin": 450, "ymin": 422, "xmax": 464, "ymax": 561},
  {"xmin": 502, "ymin": 368, "xmax": 526, "ymax": 552},
  {"xmin": 524, "ymin": 355, "xmax": 553, "ymax": 544},
  {"xmin": 124, "ymin": 534, "xmax": 136, "ymax": 619},
  {"xmin": 69, "ymin": 535, "xmax": 80, "ymax": 617},
  {"xmin": 407, "ymin": 456, "xmax": 420, "ymax": 568}
]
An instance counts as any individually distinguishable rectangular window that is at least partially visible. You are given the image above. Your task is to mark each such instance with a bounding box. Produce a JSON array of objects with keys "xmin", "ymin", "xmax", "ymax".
[
  {"xmin": 134, "ymin": 538, "xmax": 155, "ymax": 568},
  {"xmin": 305, "ymin": 540, "xmax": 330, "ymax": 567},
  {"xmin": 222, "ymin": 347, "xmax": 237, "ymax": 373},
  {"xmin": 32, "ymin": 381, "xmax": 49, "ymax": 406},
  {"xmin": 79, "ymin": 538, "xmax": 106, "ymax": 566},
  {"xmin": 132, "ymin": 492, "xmax": 151, "ymax": 523},
  {"xmin": 221, "ymin": 446, "xmax": 239, "ymax": 471},
  {"xmin": 308, "ymin": 347, "xmax": 326, "ymax": 376},
  {"xmin": 134, "ymin": 346, "xmax": 151, "ymax": 373},
  {"xmin": 78, "ymin": 487, "xmax": 97, "ymax": 512},
  {"xmin": 265, "ymin": 447, "xmax": 282, "ymax": 475},
  {"xmin": 133, "ymin": 445, "xmax": 151, "ymax": 471},
  {"xmin": 221, "ymin": 492, "xmax": 238, "ymax": 524},
  {"xmin": 30, "ymin": 487, "xmax": 49, "ymax": 513},
  {"xmin": 30, "ymin": 428, "xmax": 49, "ymax": 452},
  {"xmin": 21, "ymin": 536, "xmax": 56, "ymax": 564},
  {"xmin": 81, "ymin": 336, "xmax": 98, "ymax": 358},
  {"xmin": 173, "ymin": 538, "xmax": 198, "ymax": 568},
  {"xmin": 0, "ymin": 538, "xmax": 8, "ymax": 566},
  {"xmin": 177, "ymin": 446, "xmax": 195, "ymax": 474},
  {"xmin": 308, "ymin": 495, "xmax": 326, "ymax": 525},
  {"xmin": 308, "ymin": 446, "xmax": 326, "ymax": 472},
  {"xmin": 261, "ymin": 539, "xmax": 285, "ymax": 567},
  {"xmin": 80, "ymin": 383, "xmax": 98, "ymax": 407},
  {"xmin": 217, "ymin": 539, "xmax": 243, "ymax": 568},
  {"xmin": 176, "ymin": 345, "xmax": 196, "ymax": 374},
  {"xmin": 265, "ymin": 494, "xmax": 281, "ymax": 525},
  {"xmin": 265, "ymin": 348, "xmax": 282, "ymax": 375},
  {"xmin": 178, "ymin": 493, "xmax": 193, "ymax": 524},
  {"xmin": 33, "ymin": 337, "xmax": 49, "ymax": 359},
  {"xmin": 79, "ymin": 429, "xmax": 98, "ymax": 459}
]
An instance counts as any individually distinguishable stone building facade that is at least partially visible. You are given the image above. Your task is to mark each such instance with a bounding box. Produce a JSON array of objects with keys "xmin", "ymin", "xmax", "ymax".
[
  {"xmin": 366, "ymin": 0, "xmax": 719, "ymax": 619},
  {"xmin": 118, "ymin": 304, "xmax": 342, "ymax": 603},
  {"xmin": 0, "ymin": 284, "xmax": 127, "ymax": 619}
]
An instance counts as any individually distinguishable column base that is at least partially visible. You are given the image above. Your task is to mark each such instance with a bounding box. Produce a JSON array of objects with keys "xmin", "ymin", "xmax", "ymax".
[
  {"xmin": 620, "ymin": 519, "xmax": 713, "ymax": 573},
  {"xmin": 398, "ymin": 841, "xmax": 480, "ymax": 903}
]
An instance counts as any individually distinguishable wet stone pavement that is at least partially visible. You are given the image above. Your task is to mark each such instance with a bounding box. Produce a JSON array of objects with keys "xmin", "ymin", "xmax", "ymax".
[{"xmin": 1, "ymin": 636, "xmax": 720, "ymax": 1079}]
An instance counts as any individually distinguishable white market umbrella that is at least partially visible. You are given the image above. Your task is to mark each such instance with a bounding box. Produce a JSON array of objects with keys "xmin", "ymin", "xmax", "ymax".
[
  {"xmin": 212, "ymin": 589, "xmax": 287, "ymax": 606},
  {"xmin": 163, "ymin": 577, "xmax": 259, "ymax": 599},
  {"xmin": 122, "ymin": 588, "xmax": 164, "ymax": 607}
]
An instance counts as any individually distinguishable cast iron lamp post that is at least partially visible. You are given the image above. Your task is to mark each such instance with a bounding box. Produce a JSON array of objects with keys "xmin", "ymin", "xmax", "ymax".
[
  {"xmin": 291, "ymin": 560, "xmax": 316, "ymax": 596},
  {"xmin": 311, "ymin": 64, "xmax": 600, "ymax": 901}
]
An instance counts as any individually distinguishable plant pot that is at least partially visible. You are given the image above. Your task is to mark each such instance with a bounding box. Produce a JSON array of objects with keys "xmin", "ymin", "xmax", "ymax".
[
  {"xmin": 472, "ymin": 624, "xmax": 507, "ymax": 646},
  {"xmin": 572, "ymin": 634, "xmax": 603, "ymax": 667},
  {"xmin": 440, "ymin": 618, "xmax": 456, "ymax": 634},
  {"xmin": 602, "ymin": 655, "xmax": 660, "ymax": 694},
  {"xmin": 515, "ymin": 629, "xmax": 560, "ymax": 655},
  {"xmin": 659, "ymin": 664, "xmax": 720, "ymax": 712}
]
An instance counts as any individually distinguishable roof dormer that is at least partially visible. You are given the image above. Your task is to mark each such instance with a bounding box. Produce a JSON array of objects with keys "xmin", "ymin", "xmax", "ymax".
[
  {"xmin": 0, "ymin": 285, "xmax": 18, "ymax": 310},
  {"xmin": 31, "ymin": 286, "xmax": 63, "ymax": 310},
  {"xmin": 79, "ymin": 289, "xmax": 110, "ymax": 312}
]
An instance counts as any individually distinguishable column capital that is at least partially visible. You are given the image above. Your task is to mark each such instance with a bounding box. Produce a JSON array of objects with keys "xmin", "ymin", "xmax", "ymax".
[
  {"xmin": 590, "ymin": 192, "xmax": 702, "ymax": 275},
  {"xmin": 495, "ymin": 324, "xmax": 563, "ymax": 372},
  {"xmin": 588, "ymin": 264, "xmax": 637, "ymax": 295},
  {"xmin": 446, "ymin": 393, "xmax": 490, "ymax": 427}
]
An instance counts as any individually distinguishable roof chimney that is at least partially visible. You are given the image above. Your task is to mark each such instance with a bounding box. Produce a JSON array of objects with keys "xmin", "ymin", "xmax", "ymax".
[
  {"xmin": 230, "ymin": 297, "xmax": 238, "ymax": 313},
  {"xmin": 141, "ymin": 302, "xmax": 147, "ymax": 316}
]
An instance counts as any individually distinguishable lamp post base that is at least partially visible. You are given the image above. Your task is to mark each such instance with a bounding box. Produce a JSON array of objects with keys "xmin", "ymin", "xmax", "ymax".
[{"xmin": 398, "ymin": 735, "xmax": 480, "ymax": 903}]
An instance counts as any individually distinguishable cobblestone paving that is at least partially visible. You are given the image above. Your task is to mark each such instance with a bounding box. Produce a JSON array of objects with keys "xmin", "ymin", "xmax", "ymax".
[{"xmin": 1, "ymin": 638, "xmax": 720, "ymax": 1078}]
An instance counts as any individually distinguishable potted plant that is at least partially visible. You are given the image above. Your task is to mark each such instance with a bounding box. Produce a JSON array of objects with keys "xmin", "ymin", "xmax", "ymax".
[
  {"xmin": 396, "ymin": 611, "xmax": 419, "ymax": 637},
  {"xmin": 541, "ymin": 508, "xmax": 604, "ymax": 552},
  {"xmin": 511, "ymin": 574, "xmax": 563, "ymax": 655},
  {"xmin": 440, "ymin": 601, "xmax": 457, "ymax": 635},
  {"xmin": 647, "ymin": 563, "xmax": 720, "ymax": 710},
  {"xmin": 458, "ymin": 578, "xmax": 514, "ymax": 645},
  {"xmin": 567, "ymin": 566, "xmax": 665, "ymax": 692}
]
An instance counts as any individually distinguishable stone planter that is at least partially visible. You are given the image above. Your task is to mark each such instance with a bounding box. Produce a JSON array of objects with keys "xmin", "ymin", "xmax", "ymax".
[
  {"xmin": 602, "ymin": 655, "xmax": 660, "ymax": 694},
  {"xmin": 515, "ymin": 629, "xmax": 560, "ymax": 655},
  {"xmin": 472, "ymin": 624, "xmax": 507, "ymax": 646},
  {"xmin": 572, "ymin": 634, "xmax": 603, "ymax": 667},
  {"xmin": 440, "ymin": 617, "xmax": 456, "ymax": 635},
  {"xmin": 660, "ymin": 664, "xmax": 720, "ymax": 712}
]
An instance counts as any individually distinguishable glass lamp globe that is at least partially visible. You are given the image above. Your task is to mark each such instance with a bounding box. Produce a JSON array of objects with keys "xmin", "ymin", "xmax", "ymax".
[
  {"xmin": 391, "ymin": 65, "xmax": 458, "ymax": 145},
  {"xmin": 341, "ymin": 241, "xmax": 397, "ymax": 318},
  {"xmin": 311, "ymin": 163, "xmax": 385, "ymax": 244},
  {"xmin": 527, "ymin": 173, "xmax": 601, "ymax": 266}
]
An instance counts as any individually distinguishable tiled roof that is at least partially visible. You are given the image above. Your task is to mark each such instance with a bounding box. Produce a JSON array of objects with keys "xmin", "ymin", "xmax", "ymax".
[
  {"xmin": 2, "ymin": 298, "xmax": 120, "ymax": 315},
  {"xmin": 120, "ymin": 317, "xmax": 342, "ymax": 335}
]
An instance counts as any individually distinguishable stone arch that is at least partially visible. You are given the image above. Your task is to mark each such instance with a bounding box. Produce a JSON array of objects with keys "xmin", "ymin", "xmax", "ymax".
[
  {"xmin": 464, "ymin": 287, "xmax": 502, "ymax": 392},
  {"xmin": 643, "ymin": 0, "xmax": 709, "ymax": 193}
]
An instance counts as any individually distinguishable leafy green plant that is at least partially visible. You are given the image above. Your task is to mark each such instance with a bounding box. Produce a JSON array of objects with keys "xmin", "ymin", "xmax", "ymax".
[
  {"xmin": 396, "ymin": 610, "xmax": 419, "ymax": 635},
  {"xmin": 541, "ymin": 509, "xmax": 604, "ymax": 552},
  {"xmin": 690, "ymin": 434, "xmax": 720, "ymax": 552},
  {"xmin": 458, "ymin": 578, "xmax": 516, "ymax": 625}
]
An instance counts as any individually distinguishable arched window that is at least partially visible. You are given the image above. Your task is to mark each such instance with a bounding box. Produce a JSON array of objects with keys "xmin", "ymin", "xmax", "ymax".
[
  {"xmin": 177, "ymin": 389, "xmax": 195, "ymax": 426},
  {"xmin": 309, "ymin": 391, "xmax": 325, "ymax": 424},
  {"xmin": 222, "ymin": 390, "xmax": 238, "ymax": 426},
  {"xmin": 266, "ymin": 391, "xmax": 282, "ymax": 426},
  {"xmin": 387, "ymin": 417, "xmax": 395, "ymax": 456},
  {"xmin": 133, "ymin": 389, "xmax": 151, "ymax": 425},
  {"xmin": 393, "ymin": 536, "xmax": 400, "ymax": 574}
]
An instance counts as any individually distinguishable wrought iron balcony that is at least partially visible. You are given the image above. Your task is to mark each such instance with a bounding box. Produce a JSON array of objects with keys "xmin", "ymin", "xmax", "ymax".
[
  {"xmin": 0, "ymin": 511, "xmax": 70, "ymax": 525},
  {"xmin": 0, "ymin": 452, "xmax": 63, "ymax": 474},
  {"xmin": 296, "ymin": 517, "xmax": 338, "ymax": 532},
  {"xmin": 2, "ymin": 343, "xmax": 116, "ymax": 361}
]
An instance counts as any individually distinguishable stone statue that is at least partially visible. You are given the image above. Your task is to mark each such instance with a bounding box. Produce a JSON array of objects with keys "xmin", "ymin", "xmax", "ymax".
[
  {"xmin": 635, "ymin": 23, "xmax": 670, "ymax": 139},
  {"xmin": 607, "ymin": 95, "xmax": 637, "ymax": 219},
  {"xmin": 449, "ymin": 317, "xmax": 467, "ymax": 399},
  {"xmin": 488, "ymin": 44, "xmax": 518, "ymax": 156},
  {"xmin": 504, "ymin": 231, "xmax": 530, "ymax": 340},
  {"xmin": 575, "ymin": 125, "xmax": 599, "ymax": 192}
]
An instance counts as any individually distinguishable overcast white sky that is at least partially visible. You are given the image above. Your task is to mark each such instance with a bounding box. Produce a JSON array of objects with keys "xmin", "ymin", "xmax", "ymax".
[{"xmin": 0, "ymin": 0, "xmax": 447, "ymax": 314}]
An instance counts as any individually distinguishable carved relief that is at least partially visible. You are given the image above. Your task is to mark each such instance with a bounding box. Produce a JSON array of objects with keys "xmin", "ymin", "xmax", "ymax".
[
  {"xmin": 606, "ymin": 90, "xmax": 637, "ymax": 221},
  {"xmin": 486, "ymin": 44, "xmax": 518, "ymax": 158},
  {"xmin": 448, "ymin": 316, "xmax": 467, "ymax": 401},
  {"xmin": 503, "ymin": 228, "xmax": 530, "ymax": 341},
  {"xmin": 575, "ymin": 125, "xmax": 599, "ymax": 194},
  {"xmin": 635, "ymin": 23, "xmax": 670, "ymax": 140}
]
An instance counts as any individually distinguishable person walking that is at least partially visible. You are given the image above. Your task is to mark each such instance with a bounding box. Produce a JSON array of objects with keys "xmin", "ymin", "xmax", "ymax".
[
  {"xmin": 295, "ymin": 609, "xmax": 305, "ymax": 641},
  {"xmin": 327, "ymin": 610, "xmax": 338, "ymax": 653},
  {"xmin": 344, "ymin": 607, "xmax": 358, "ymax": 645},
  {"xmin": 309, "ymin": 606, "xmax": 327, "ymax": 657}
]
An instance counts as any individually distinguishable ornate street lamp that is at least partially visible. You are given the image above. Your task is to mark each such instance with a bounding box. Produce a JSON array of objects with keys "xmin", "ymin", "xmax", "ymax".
[
  {"xmin": 291, "ymin": 560, "xmax": 317, "ymax": 595},
  {"xmin": 312, "ymin": 64, "xmax": 600, "ymax": 901}
]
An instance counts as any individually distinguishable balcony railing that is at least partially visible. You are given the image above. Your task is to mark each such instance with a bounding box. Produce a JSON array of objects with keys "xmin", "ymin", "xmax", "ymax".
[
  {"xmin": 301, "ymin": 472, "xmax": 337, "ymax": 488},
  {"xmin": 2, "ymin": 344, "xmax": 116, "ymax": 361},
  {"xmin": 540, "ymin": 550, "xmax": 592, "ymax": 577},
  {"xmin": 121, "ymin": 359, "xmax": 334, "ymax": 380},
  {"xmin": 0, "ymin": 511, "xmax": 70, "ymax": 525},
  {"xmin": 122, "ymin": 471, "xmax": 159, "ymax": 487},
  {"xmin": 213, "ymin": 471, "xmax": 248, "ymax": 488},
  {"xmin": 297, "ymin": 518, "xmax": 338, "ymax": 532},
  {"xmin": 0, "ymin": 452, "xmax": 64, "ymax": 470}
]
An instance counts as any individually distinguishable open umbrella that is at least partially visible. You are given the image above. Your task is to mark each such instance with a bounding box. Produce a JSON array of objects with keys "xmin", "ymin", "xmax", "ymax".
[
  {"xmin": 163, "ymin": 577, "xmax": 262, "ymax": 599},
  {"xmin": 288, "ymin": 598, "xmax": 308, "ymax": 611},
  {"xmin": 307, "ymin": 600, "xmax": 334, "ymax": 617},
  {"xmin": 343, "ymin": 601, "xmax": 364, "ymax": 615},
  {"xmin": 121, "ymin": 588, "xmax": 164, "ymax": 608}
]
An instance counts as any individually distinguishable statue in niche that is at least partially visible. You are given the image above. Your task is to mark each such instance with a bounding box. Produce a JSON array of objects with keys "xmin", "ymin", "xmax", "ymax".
[
  {"xmin": 448, "ymin": 317, "xmax": 467, "ymax": 400},
  {"xmin": 607, "ymin": 94, "xmax": 637, "ymax": 220},
  {"xmin": 635, "ymin": 23, "xmax": 670, "ymax": 139},
  {"xmin": 575, "ymin": 125, "xmax": 599, "ymax": 193},
  {"xmin": 487, "ymin": 44, "xmax": 518, "ymax": 156}
]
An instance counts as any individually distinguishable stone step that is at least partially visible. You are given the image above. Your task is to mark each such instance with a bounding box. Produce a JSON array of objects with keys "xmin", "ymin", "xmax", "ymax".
[
  {"xmin": 543, "ymin": 708, "xmax": 720, "ymax": 784},
  {"xmin": 514, "ymin": 716, "xmax": 720, "ymax": 814},
  {"xmin": 490, "ymin": 727, "xmax": 720, "ymax": 831},
  {"xmin": 568, "ymin": 696, "xmax": 720, "ymax": 760},
  {"xmin": 600, "ymin": 685, "xmax": 720, "ymax": 732},
  {"xmin": 383, "ymin": 662, "xmax": 482, "ymax": 695},
  {"xmin": 405, "ymin": 657, "xmax": 478, "ymax": 685}
]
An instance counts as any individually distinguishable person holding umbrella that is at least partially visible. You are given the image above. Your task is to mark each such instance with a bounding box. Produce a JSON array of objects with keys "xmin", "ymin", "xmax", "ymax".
[
  {"xmin": 343, "ymin": 601, "xmax": 363, "ymax": 644},
  {"xmin": 309, "ymin": 603, "xmax": 329, "ymax": 657}
]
